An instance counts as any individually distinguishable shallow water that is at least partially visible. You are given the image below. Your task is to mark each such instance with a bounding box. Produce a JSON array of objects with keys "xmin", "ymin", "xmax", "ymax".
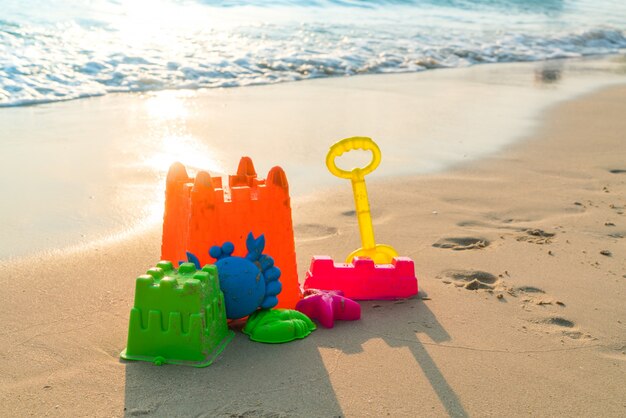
[
  {"xmin": 2, "ymin": 0, "xmax": 626, "ymax": 106},
  {"xmin": 1, "ymin": 56, "xmax": 625, "ymax": 260}
]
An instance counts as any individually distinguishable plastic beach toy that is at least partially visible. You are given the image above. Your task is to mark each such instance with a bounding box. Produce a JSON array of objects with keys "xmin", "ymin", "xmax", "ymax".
[
  {"xmin": 207, "ymin": 232, "xmax": 282, "ymax": 320},
  {"xmin": 296, "ymin": 289, "xmax": 361, "ymax": 328},
  {"xmin": 243, "ymin": 309, "xmax": 316, "ymax": 343},
  {"xmin": 161, "ymin": 157, "xmax": 302, "ymax": 309},
  {"xmin": 303, "ymin": 256, "xmax": 418, "ymax": 300},
  {"xmin": 326, "ymin": 137, "xmax": 399, "ymax": 264},
  {"xmin": 121, "ymin": 261, "xmax": 233, "ymax": 367}
]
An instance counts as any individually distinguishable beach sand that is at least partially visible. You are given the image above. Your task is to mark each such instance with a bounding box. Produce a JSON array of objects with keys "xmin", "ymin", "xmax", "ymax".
[{"xmin": 1, "ymin": 59, "xmax": 625, "ymax": 417}]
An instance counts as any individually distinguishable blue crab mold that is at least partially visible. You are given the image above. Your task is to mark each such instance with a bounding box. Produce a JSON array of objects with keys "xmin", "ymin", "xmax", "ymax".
[{"xmin": 197, "ymin": 232, "xmax": 283, "ymax": 319}]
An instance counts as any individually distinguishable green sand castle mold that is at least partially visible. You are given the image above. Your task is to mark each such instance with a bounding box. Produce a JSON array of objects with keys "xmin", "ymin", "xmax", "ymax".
[{"xmin": 120, "ymin": 261, "xmax": 233, "ymax": 367}]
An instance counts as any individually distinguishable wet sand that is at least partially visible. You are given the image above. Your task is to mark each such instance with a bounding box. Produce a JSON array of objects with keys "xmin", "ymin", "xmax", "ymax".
[
  {"xmin": 1, "ymin": 58, "xmax": 625, "ymax": 417},
  {"xmin": 1, "ymin": 56, "xmax": 625, "ymax": 259}
]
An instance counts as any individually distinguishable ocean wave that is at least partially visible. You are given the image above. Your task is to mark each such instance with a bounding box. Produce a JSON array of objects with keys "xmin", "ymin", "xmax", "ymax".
[
  {"xmin": 1, "ymin": 0, "xmax": 625, "ymax": 107},
  {"xmin": 196, "ymin": 0, "xmax": 565, "ymax": 12}
]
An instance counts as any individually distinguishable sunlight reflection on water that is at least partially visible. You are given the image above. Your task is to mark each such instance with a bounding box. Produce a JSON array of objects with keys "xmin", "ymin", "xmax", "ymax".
[{"xmin": 2, "ymin": 0, "xmax": 625, "ymax": 106}]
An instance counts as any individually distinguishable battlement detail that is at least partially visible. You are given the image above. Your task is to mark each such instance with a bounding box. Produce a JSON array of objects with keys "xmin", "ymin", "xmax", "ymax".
[
  {"xmin": 303, "ymin": 256, "xmax": 418, "ymax": 300},
  {"xmin": 121, "ymin": 261, "xmax": 233, "ymax": 367},
  {"xmin": 161, "ymin": 157, "xmax": 302, "ymax": 309}
]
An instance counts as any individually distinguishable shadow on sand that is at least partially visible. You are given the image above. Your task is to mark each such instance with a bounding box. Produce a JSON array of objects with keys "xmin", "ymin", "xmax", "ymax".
[{"xmin": 123, "ymin": 296, "xmax": 467, "ymax": 417}]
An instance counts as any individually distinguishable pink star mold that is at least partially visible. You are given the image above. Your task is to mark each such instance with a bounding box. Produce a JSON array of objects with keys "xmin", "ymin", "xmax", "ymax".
[{"xmin": 295, "ymin": 289, "xmax": 361, "ymax": 328}]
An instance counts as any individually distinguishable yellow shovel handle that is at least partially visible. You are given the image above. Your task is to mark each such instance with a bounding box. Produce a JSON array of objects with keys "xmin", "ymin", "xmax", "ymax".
[{"xmin": 326, "ymin": 136, "xmax": 381, "ymax": 180}]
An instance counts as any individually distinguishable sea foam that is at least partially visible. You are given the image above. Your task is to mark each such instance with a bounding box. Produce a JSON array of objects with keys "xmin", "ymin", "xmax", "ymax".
[{"xmin": 1, "ymin": 0, "xmax": 625, "ymax": 107}]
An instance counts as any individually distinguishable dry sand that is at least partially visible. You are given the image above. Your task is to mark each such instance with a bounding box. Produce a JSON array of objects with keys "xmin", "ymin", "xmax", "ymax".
[{"xmin": 1, "ymin": 62, "xmax": 625, "ymax": 417}]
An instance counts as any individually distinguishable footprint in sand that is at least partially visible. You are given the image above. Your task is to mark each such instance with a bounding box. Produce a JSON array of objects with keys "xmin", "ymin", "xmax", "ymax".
[
  {"xmin": 438, "ymin": 271, "xmax": 571, "ymax": 313},
  {"xmin": 456, "ymin": 219, "xmax": 548, "ymax": 237},
  {"xmin": 340, "ymin": 208, "xmax": 390, "ymax": 224},
  {"xmin": 510, "ymin": 286, "xmax": 566, "ymax": 308},
  {"xmin": 294, "ymin": 223, "xmax": 338, "ymax": 242},
  {"xmin": 432, "ymin": 237, "xmax": 490, "ymax": 251},
  {"xmin": 539, "ymin": 317, "xmax": 575, "ymax": 328},
  {"xmin": 456, "ymin": 220, "xmax": 487, "ymax": 228},
  {"xmin": 438, "ymin": 269, "xmax": 499, "ymax": 290},
  {"xmin": 457, "ymin": 219, "xmax": 521, "ymax": 230},
  {"xmin": 516, "ymin": 228, "xmax": 555, "ymax": 244},
  {"xmin": 510, "ymin": 285, "xmax": 547, "ymax": 299},
  {"xmin": 516, "ymin": 286, "xmax": 546, "ymax": 294},
  {"xmin": 609, "ymin": 204, "xmax": 625, "ymax": 215},
  {"xmin": 527, "ymin": 316, "xmax": 593, "ymax": 340}
]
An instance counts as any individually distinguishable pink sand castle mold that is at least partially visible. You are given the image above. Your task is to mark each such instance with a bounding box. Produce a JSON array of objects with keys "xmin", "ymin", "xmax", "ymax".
[
  {"xmin": 295, "ymin": 289, "xmax": 361, "ymax": 328},
  {"xmin": 303, "ymin": 256, "xmax": 418, "ymax": 300}
]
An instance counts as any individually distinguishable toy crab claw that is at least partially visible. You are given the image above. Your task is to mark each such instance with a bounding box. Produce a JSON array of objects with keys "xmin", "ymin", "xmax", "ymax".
[{"xmin": 208, "ymin": 232, "xmax": 283, "ymax": 319}]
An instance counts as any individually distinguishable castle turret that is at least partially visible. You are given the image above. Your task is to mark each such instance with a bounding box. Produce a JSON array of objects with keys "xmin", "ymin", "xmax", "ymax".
[
  {"xmin": 161, "ymin": 158, "xmax": 302, "ymax": 309},
  {"xmin": 121, "ymin": 262, "xmax": 233, "ymax": 367}
]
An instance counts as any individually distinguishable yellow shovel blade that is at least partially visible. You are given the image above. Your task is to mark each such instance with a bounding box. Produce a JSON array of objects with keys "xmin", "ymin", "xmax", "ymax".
[{"xmin": 347, "ymin": 244, "xmax": 399, "ymax": 265}]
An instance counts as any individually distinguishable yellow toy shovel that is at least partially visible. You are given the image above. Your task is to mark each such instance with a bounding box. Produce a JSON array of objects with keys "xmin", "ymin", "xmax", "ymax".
[{"xmin": 326, "ymin": 136, "xmax": 399, "ymax": 264}]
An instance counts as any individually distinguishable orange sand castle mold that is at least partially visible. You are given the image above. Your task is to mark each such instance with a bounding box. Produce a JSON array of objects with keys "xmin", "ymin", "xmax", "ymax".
[{"xmin": 161, "ymin": 157, "xmax": 302, "ymax": 309}]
